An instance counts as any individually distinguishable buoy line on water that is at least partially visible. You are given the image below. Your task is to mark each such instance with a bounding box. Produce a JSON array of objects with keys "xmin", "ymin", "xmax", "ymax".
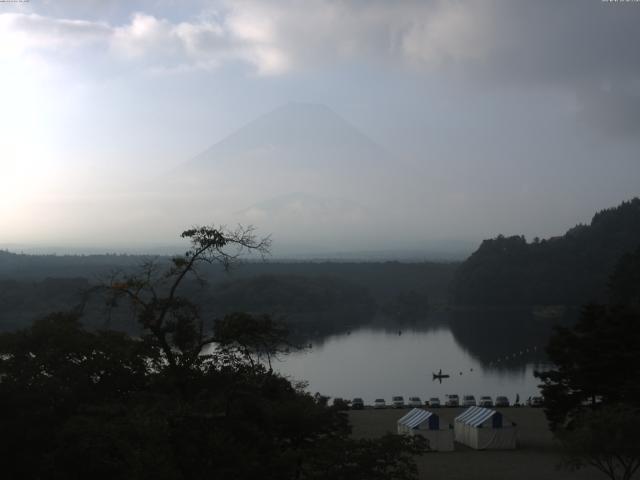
[{"xmin": 487, "ymin": 345, "xmax": 543, "ymax": 367}]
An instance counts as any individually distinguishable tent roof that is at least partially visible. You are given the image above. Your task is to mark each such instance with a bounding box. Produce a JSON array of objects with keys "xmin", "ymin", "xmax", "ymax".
[
  {"xmin": 397, "ymin": 408, "xmax": 433, "ymax": 428},
  {"xmin": 455, "ymin": 406, "xmax": 498, "ymax": 427}
]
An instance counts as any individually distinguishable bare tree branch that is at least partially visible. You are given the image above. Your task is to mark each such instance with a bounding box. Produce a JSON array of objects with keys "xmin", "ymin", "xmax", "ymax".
[{"xmin": 98, "ymin": 224, "xmax": 271, "ymax": 373}]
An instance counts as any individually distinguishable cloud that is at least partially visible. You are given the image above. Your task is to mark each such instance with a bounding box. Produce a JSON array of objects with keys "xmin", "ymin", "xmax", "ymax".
[
  {"xmin": 110, "ymin": 13, "xmax": 229, "ymax": 71},
  {"xmin": 0, "ymin": 13, "xmax": 109, "ymax": 57},
  {"xmin": 220, "ymin": 0, "xmax": 640, "ymax": 134},
  {"xmin": 400, "ymin": 1, "xmax": 492, "ymax": 68},
  {"xmin": 0, "ymin": 1, "xmax": 490, "ymax": 75},
  {"xmin": 1, "ymin": 1, "xmax": 640, "ymax": 131},
  {"xmin": 5, "ymin": 1, "xmax": 638, "ymax": 80},
  {"xmin": 0, "ymin": 10, "xmax": 288, "ymax": 75},
  {"xmin": 221, "ymin": 0, "xmax": 491, "ymax": 70}
]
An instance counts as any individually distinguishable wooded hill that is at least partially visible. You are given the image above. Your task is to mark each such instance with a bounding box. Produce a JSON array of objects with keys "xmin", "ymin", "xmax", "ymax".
[{"xmin": 452, "ymin": 198, "xmax": 640, "ymax": 306}]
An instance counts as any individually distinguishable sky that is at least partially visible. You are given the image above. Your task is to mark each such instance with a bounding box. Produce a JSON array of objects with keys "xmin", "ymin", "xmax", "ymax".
[{"xmin": 1, "ymin": 0, "xmax": 639, "ymax": 257}]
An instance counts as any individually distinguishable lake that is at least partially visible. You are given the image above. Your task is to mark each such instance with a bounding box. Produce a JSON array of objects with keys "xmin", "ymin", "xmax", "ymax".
[{"xmin": 274, "ymin": 311, "xmax": 563, "ymax": 405}]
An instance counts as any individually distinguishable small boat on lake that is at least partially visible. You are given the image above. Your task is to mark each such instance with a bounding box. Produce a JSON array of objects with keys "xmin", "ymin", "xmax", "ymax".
[{"xmin": 432, "ymin": 369, "xmax": 450, "ymax": 381}]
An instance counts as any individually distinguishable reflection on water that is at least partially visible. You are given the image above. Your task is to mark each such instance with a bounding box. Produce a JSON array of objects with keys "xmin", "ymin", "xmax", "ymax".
[{"xmin": 275, "ymin": 310, "xmax": 571, "ymax": 402}]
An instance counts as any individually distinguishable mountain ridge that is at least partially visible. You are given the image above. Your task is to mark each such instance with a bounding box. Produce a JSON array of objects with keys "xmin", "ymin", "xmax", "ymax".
[{"xmin": 184, "ymin": 102, "xmax": 387, "ymax": 171}]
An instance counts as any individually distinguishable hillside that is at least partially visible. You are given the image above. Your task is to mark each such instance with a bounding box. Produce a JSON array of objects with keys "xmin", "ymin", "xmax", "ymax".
[{"xmin": 452, "ymin": 198, "xmax": 640, "ymax": 306}]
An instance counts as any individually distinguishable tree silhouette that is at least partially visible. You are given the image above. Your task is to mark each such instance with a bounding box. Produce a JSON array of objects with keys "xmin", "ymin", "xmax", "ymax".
[
  {"xmin": 0, "ymin": 225, "xmax": 428, "ymax": 479},
  {"xmin": 536, "ymin": 247, "xmax": 640, "ymax": 479},
  {"xmin": 559, "ymin": 404, "xmax": 640, "ymax": 480},
  {"xmin": 103, "ymin": 224, "xmax": 271, "ymax": 372}
]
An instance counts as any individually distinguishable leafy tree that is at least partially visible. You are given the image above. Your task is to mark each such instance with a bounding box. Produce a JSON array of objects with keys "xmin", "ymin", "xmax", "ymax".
[
  {"xmin": 214, "ymin": 311, "xmax": 292, "ymax": 370},
  {"xmin": 559, "ymin": 404, "xmax": 640, "ymax": 480},
  {"xmin": 536, "ymin": 245, "xmax": 640, "ymax": 429},
  {"xmin": 0, "ymin": 312, "xmax": 161, "ymax": 480},
  {"xmin": 536, "ymin": 304, "xmax": 640, "ymax": 429},
  {"xmin": 302, "ymin": 434, "xmax": 428, "ymax": 480},
  {"xmin": 103, "ymin": 224, "xmax": 271, "ymax": 373},
  {"xmin": 535, "ymin": 247, "xmax": 640, "ymax": 479},
  {"xmin": 609, "ymin": 245, "xmax": 640, "ymax": 308}
]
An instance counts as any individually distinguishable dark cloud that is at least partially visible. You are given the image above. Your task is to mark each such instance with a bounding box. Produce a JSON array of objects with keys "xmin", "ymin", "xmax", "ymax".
[{"xmin": 450, "ymin": 1, "xmax": 640, "ymax": 135}]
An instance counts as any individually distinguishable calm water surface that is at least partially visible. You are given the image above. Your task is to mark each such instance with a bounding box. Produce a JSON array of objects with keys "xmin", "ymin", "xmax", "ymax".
[{"xmin": 275, "ymin": 313, "xmax": 556, "ymax": 404}]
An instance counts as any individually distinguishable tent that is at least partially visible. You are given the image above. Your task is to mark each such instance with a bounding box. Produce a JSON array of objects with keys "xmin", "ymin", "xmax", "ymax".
[
  {"xmin": 397, "ymin": 408, "xmax": 454, "ymax": 451},
  {"xmin": 454, "ymin": 406, "xmax": 517, "ymax": 450}
]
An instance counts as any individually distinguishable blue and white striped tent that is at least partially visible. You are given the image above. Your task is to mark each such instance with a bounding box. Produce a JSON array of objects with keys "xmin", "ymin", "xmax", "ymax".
[
  {"xmin": 455, "ymin": 406, "xmax": 504, "ymax": 428},
  {"xmin": 397, "ymin": 408, "xmax": 454, "ymax": 451},
  {"xmin": 454, "ymin": 406, "xmax": 517, "ymax": 450},
  {"xmin": 397, "ymin": 408, "xmax": 439, "ymax": 433}
]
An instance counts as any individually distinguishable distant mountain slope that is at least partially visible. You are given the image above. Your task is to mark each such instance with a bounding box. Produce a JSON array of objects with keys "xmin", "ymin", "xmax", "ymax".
[
  {"xmin": 161, "ymin": 102, "xmax": 423, "ymax": 253},
  {"xmin": 171, "ymin": 102, "xmax": 394, "ymax": 200},
  {"xmin": 185, "ymin": 102, "xmax": 385, "ymax": 171},
  {"xmin": 452, "ymin": 198, "xmax": 640, "ymax": 306}
]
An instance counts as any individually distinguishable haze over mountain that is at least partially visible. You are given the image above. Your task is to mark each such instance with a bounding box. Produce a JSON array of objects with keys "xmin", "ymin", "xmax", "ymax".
[
  {"xmin": 185, "ymin": 102, "xmax": 386, "ymax": 174},
  {"xmin": 2, "ymin": 102, "xmax": 462, "ymax": 258},
  {"xmin": 3, "ymin": 99, "xmax": 636, "ymax": 259},
  {"xmin": 2, "ymin": 1, "xmax": 639, "ymax": 257},
  {"xmin": 154, "ymin": 102, "xmax": 433, "ymax": 255},
  {"xmin": 168, "ymin": 102, "xmax": 395, "ymax": 205}
]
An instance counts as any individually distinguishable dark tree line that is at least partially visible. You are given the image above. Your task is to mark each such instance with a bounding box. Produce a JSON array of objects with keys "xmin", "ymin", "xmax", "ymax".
[
  {"xmin": 452, "ymin": 198, "xmax": 640, "ymax": 306},
  {"xmin": 0, "ymin": 274, "xmax": 436, "ymax": 340}
]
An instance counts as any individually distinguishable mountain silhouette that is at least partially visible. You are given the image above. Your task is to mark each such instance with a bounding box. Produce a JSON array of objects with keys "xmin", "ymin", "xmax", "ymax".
[
  {"xmin": 170, "ymin": 102, "xmax": 397, "ymax": 203},
  {"xmin": 157, "ymin": 103, "xmax": 424, "ymax": 249},
  {"xmin": 127, "ymin": 102, "xmax": 435, "ymax": 254},
  {"xmin": 186, "ymin": 102, "xmax": 385, "ymax": 170}
]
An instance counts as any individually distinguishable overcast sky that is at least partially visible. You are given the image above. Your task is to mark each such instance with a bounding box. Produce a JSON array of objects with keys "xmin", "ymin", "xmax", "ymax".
[{"xmin": 1, "ymin": 0, "xmax": 639, "ymax": 255}]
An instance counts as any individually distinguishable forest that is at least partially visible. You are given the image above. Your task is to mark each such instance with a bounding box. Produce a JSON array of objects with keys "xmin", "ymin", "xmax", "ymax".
[
  {"xmin": 451, "ymin": 198, "xmax": 640, "ymax": 306},
  {"xmin": 0, "ymin": 254, "xmax": 456, "ymax": 334}
]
